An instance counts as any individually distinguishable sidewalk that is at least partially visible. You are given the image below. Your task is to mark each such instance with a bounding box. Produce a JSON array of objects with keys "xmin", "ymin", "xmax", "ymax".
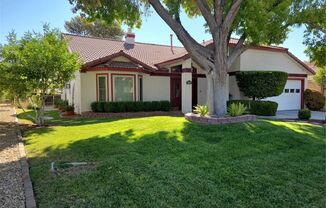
[{"xmin": 0, "ymin": 104, "xmax": 25, "ymax": 208}]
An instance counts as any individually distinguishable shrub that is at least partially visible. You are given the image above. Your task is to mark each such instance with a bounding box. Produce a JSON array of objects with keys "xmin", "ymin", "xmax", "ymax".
[
  {"xmin": 250, "ymin": 101, "xmax": 278, "ymax": 116},
  {"xmin": 65, "ymin": 104, "xmax": 74, "ymax": 112},
  {"xmin": 304, "ymin": 89, "xmax": 325, "ymax": 111},
  {"xmin": 95, "ymin": 102, "xmax": 105, "ymax": 112},
  {"xmin": 227, "ymin": 100, "xmax": 251, "ymax": 110},
  {"xmin": 143, "ymin": 101, "xmax": 153, "ymax": 112},
  {"xmin": 55, "ymin": 99, "xmax": 68, "ymax": 111},
  {"xmin": 194, "ymin": 104, "xmax": 209, "ymax": 117},
  {"xmin": 227, "ymin": 100, "xmax": 278, "ymax": 116},
  {"xmin": 54, "ymin": 98, "xmax": 61, "ymax": 108},
  {"xmin": 160, "ymin": 101, "xmax": 171, "ymax": 111},
  {"xmin": 228, "ymin": 103, "xmax": 247, "ymax": 117},
  {"xmin": 298, "ymin": 109, "xmax": 311, "ymax": 120},
  {"xmin": 91, "ymin": 102, "xmax": 98, "ymax": 112},
  {"xmin": 90, "ymin": 101, "xmax": 171, "ymax": 113},
  {"xmin": 236, "ymin": 71, "xmax": 288, "ymax": 100},
  {"xmin": 151, "ymin": 101, "xmax": 161, "ymax": 111}
]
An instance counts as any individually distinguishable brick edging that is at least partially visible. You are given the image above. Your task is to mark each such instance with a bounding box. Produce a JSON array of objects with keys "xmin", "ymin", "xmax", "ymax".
[
  {"xmin": 14, "ymin": 108, "xmax": 37, "ymax": 208},
  {"xmin": 185, "ymin": 113, "xmax": 257, "ymax": 125}
]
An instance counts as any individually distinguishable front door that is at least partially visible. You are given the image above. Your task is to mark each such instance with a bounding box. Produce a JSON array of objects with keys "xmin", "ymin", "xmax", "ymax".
[{"xmin": 170, "ymin": 76, "xmax": 182, "ymax": 110}]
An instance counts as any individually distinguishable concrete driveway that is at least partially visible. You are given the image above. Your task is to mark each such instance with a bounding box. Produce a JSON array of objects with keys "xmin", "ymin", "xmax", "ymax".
[{"xmin": 259, "ymin": 110, "xmax": 326, "ymax": 121}]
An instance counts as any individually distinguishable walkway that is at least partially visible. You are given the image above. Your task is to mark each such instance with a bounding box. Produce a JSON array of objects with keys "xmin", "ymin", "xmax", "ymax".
[
  {"xmin": 259, "ymin": 110, "xmax": 326, "ymax": 121},
  {"xmin": 0, "ymin": 104, "xmax": 24, "ymax": 208}
]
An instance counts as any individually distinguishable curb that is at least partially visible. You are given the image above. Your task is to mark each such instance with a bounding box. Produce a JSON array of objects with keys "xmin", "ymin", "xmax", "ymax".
[{"xmin": 14, "ymin": 108, "xmax": 37, "ymax": 208}]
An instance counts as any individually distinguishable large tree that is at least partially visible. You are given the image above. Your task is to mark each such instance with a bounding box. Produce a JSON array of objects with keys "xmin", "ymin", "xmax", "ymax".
[
  {"xmin": 0, "ymin": 25, "xmax": 80, "ymax": 125},
  {"xmin": 68, "ymin": 0, "xmax": 315, "ymax": 116},
  {"xmin": 65, "ymin": 15, "xmax": 124, "ymax": 39},
  {"xmin": 0, "ymin": 32, "xmax": 32, "ymax": 110},
  {"xmin": 291, "ymin": 0, "xmax": 326, "ymax": 67}
]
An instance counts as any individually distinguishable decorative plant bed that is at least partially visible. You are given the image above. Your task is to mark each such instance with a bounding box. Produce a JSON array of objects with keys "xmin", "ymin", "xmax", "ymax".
[
  {"xmin": 185, "ymin": 113, "xmax": 256, "ymax": 125},
  {"xmin": 81, "ymin": 111, "xmax": 183, "ymax": 118},
  {"xmin": 61, "ymin": 111, "xmax": 75, "ymax": 116}
]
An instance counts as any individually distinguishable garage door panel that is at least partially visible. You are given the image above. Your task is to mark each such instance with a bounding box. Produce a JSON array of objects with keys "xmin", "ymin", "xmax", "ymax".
[{"xmin": 265, "ymin": 80, "xmax": 302, "ymax": 110}]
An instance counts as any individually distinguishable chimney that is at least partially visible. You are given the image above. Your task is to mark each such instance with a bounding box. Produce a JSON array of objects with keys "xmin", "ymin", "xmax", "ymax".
[
  {"xmin": 125, "ymin": 28, "xmax": 135, "ymax": 45},
  {"xmin": 170, "ymin": 34, "xmax": 174, "ymax": 54}
]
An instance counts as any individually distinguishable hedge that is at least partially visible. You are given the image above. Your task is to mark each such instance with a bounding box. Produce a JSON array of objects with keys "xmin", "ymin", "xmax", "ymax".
[
  {"xmin": 304, "ymin": 89, "xmax": 325, "ymax": 111},
  {"xmin": 298, "ymin": 109, "xmax": 311, "ymax": 120},
  {"xmin": 227, "ymin": 100, "xmax": 278, "ymax": 116},
  {"xmin": 90, "ymin": 101, "xmax": 171, "ymax": 113},
  {"xmin": 236, "ymin": 71, "xmax": 288, "ymax": 100}
]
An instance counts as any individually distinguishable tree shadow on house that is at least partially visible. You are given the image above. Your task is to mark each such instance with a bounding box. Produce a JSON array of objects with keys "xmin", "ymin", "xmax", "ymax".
[{"xmin": 26, "ymin": 119, "xmax": 325, "ymax": 208}]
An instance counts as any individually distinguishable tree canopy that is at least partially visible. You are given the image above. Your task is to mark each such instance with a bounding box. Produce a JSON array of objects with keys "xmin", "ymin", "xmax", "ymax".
[
  {"xmin": 65, "ymin": 15, "xmax": 124, "ymax": 39},
  {"xmin": 290, "ymin": 0, "xmax": 326, "ymax": 67},
  {"xmin": 313, "ymin": 66, "xmax": 326, "ymax": 88},
  {"xmin": 0, "ymin": 25, "xmax": 81, "ymax": 124},
  {"xmin": 68, "ymin": 0, "xmax": 321, "ymax": 116}
]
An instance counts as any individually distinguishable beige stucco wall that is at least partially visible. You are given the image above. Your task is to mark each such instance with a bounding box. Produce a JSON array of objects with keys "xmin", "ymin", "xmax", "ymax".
[
  {"xmin": 197, "ymin": 77, "xmax": 207, "ymax": 105},
  {"xmin": 112, "ymin": 56, "xmax": 131, "ymax": 62},
  {"xmin": 228, "ymin": 49, "xmax": 311, "ymax": 101},
  {"xmin": 62, "ymin": 71, "xmax": 82, "ymax": 114},
  {"xmin": 80, "ymin": 72, "xmax": 97, "ymax": 113},
  {"xmin": 80, "ymin": 71, "xmax": 145, "ymax": 112},
  {"xmin": 240, "ymin": 49, "xmax": 309, "ymax": 74},
  {"xmin": 143, "ymin": 75, "xmax": 170, "ymax": 101}
]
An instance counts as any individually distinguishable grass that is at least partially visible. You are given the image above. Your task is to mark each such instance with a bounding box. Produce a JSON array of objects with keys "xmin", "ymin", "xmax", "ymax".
[{"xmin": 19, "ymin": 110, "xmax": 326, "ymax": 208}]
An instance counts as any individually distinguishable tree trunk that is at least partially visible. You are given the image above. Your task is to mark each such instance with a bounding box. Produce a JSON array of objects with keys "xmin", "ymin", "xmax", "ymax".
[
  {"xmin": 206, "ymin": 73, "xmax": 216, "ymax": 115},
  {"xmin": 39, "ymin": 93, "xmax": 45, "ymax": 125},
  {"xmin": 213, "ymin": 67, "xmax": 228, "ymax": 117},
  {"xmin": 210, "ymin": 39, "xmax": 229, "ymax": 117},
  {"xmin": 205, "ymin": 67, "xmax": 228, "ymax": 116}
]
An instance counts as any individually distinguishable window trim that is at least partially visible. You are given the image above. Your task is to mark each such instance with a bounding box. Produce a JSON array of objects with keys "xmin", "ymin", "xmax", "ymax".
[
  {"xmin": 111, "ymin": 74, "xmax": 136, "ymax": 102},
  {"xmin": 96, "ymin": 73, "xmax": 109, "ymax": 102}
]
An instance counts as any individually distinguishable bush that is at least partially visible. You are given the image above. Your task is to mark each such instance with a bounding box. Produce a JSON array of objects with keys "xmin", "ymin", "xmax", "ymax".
[
  {"xmin": 228, "ymin": 103, "xmax": 247, "ymax": 117},
  {"xmin": 65, "ymin": 104, "xmax": 74, "ymax": 112},
  {"xmin": 160, "ymin": 101, "xmax": 171, "ymax": 111},
  {"xmin": 90, "ymin": 101, "xmax": 171, "ymax": 113},
  {"xmin": 227, "ymin": 100, "xmax": 278, "ymax": 116},
  {"xmin": 91, "ymin": 102, "xmax": 98, "ymax": 112},
  {"xmin": 251, "ymin": 101, "xmax": 278, "ymax": 116},
  {"xmin": 56, "ymin": 99, "xmax": 68, "ymax": 111},
  {"xmin": 143, "ymin": 101, "xmax": 153, "ymax": 112},
  {"xmin": 304, "ymin": 89, "xmax": 325, "ymax": 111},
  {"xmin": 194, "ymin": 105, "xmax": 209, "ymax": 116},
  {"xmin": 298, "ymin": 109, "xmax": 311, "ymax": 120},
  {"xmin": 91, "ymin": 101, "xmax": 105, "ymax": 112},
  {"xmin": 236, "ymin": 71, "xmax": 288, "ymax": 100}
]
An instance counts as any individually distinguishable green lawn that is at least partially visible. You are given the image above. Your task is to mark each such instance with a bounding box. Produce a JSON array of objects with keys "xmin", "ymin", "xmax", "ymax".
[{"xmin": 19, "ymin": 110, "xmax": 326, "ymax": 208}]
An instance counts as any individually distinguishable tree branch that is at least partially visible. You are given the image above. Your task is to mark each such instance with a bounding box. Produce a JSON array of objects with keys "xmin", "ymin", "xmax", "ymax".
[
  {"xmin": 195, "ymin": 0, "xmax": 217, "ymax": 33},
  {"xmin": 222, "ymin": 0, "xmax": 242, "ymax": 33},
  {"xmin": 214, "ymin": 0, "xmax": 224, "ymax": 26},
  {"xmin": 227, "ymin": 33, "xmax": 246, "ymax": 68},
  {"xmin": 149, "ymin": 0, "xmax": 214, "ymax": 70}
]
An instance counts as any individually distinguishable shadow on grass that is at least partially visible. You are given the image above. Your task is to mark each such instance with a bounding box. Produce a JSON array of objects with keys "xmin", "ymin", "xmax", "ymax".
[{"xmin": 25, "ymin": 118, "xmax": 325, "ymax": 207}]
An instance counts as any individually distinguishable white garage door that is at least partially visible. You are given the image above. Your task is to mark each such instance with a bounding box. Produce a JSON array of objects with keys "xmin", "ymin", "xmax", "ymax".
[{"xmin": 265, "ymin": 80, "xmax": 302, "ymax": 110}]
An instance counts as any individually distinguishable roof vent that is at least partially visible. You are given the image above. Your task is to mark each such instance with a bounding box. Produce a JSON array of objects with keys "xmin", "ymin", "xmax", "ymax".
[{"xmin": 125, "ymin": 28, "xmax": 135, "ymax": 45}]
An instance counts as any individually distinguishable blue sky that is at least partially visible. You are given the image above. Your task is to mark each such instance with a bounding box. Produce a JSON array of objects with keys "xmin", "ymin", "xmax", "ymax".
[{"xmin": 0, "ymin": 0, "xmax": 308, "ymax": 61}]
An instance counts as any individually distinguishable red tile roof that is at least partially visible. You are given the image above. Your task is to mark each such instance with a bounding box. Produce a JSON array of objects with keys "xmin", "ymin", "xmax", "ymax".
[
  {"xmin": 64, "ymin": 33, "xmax": 314, "ymax": 74},
  {"xmin": 63, "ymin": 33, "xmax": 186, "ymax": 69}
]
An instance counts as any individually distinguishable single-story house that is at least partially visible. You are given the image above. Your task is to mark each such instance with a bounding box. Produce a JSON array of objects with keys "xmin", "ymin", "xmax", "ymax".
[{"xmin": 62, "ymin": 31, "xmax": 315, "ymax": 114}]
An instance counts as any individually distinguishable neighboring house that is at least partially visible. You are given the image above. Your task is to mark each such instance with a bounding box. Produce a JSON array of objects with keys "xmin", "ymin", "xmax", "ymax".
[
  {"xmin": 62, "ymin": 31, "xmax": 315, "ymax": 114},
  {"xmin": 306, "ymin": 62, "xmax": 325, "ymax": 94}
]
